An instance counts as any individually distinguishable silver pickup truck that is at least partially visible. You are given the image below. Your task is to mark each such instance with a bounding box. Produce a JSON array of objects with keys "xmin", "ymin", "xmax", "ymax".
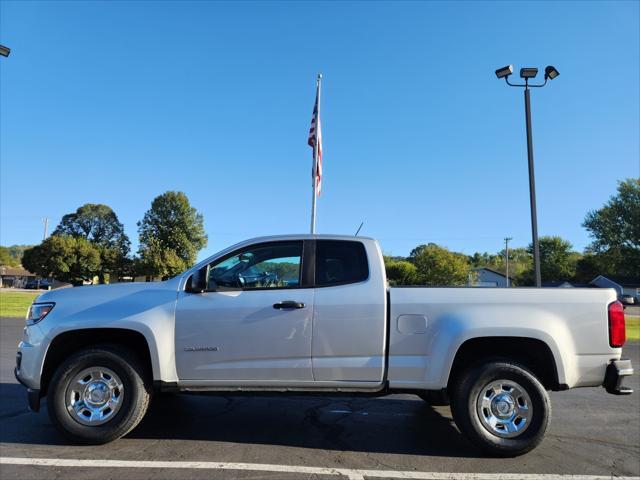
[{"xmin": 15, "ymin": 234, "xmax": 633, "ymax": 456}]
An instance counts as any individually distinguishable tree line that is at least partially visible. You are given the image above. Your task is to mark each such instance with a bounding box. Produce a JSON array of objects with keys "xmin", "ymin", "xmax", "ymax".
[
  {"xmin": 385, "ymin": 178, "xmax": 639, "ymax": 286},
  {"xmin": 3, "ymin": 178, "xmax": 638, "ymax": 287},
  {"xmin": 0, "ymin": 245, "xmax": 31, "ymax": 267},
  {"xmin": 19, "ymin": 191, "xmax": 207, "ymax": 285}
]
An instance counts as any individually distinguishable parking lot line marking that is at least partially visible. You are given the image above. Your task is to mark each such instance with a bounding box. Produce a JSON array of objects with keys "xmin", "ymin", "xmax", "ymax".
[{"xmin": 1, "ymin": 457, "xmax": 638, "ymax": 480}]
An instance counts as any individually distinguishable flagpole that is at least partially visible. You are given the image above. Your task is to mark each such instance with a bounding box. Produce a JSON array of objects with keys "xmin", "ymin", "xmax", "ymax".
[{"xmin": 310, "ymin": 73, "xmax": 322, "ymax": 234}]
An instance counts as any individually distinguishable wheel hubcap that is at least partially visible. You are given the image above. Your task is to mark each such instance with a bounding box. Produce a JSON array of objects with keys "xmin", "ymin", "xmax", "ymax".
[
  {"xmin": 476, "ymin": 379, "xmax": 532, "ymax": 438},
  {"xmin": 66, "ymin": 367, "xmax": 124, "ymax": 426}
]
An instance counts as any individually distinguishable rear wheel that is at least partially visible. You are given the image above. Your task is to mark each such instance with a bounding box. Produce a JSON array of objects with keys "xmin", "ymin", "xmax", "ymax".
[
  {"xmin": 47, "ymin": 345, "xmax": 151, "ymax": 444},
  {"xmin": 450, "ymin": 360, "xmax": 551, "ymax": 457}
]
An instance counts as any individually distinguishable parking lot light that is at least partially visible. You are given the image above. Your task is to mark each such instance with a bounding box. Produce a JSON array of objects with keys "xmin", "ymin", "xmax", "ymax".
[
  {"xmin": 495, "ymin": 64, "xmax": 560, "ymax": 287},
  {"xmin": 495, "ymin": 65, "xmax": 513, "ymax": 79},
  {"xmin": 520, "ymin": 67, "xmax": 539, "ymax": 79},
  {"xmin": 545, "ymin": 65, "xmax": 560, "ymax": 80}
]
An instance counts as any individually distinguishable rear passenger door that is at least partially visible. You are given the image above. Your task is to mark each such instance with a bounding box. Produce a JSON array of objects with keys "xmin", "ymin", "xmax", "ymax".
[{"xmin": 311, "ymin": 240, "xmax": 387, "ymax": 383}]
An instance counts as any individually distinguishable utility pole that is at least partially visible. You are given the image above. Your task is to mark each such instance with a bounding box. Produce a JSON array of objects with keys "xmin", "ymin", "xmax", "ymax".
[{"xmin": 504, "ymin": 237, "xmax": 512, "ymax": 288}]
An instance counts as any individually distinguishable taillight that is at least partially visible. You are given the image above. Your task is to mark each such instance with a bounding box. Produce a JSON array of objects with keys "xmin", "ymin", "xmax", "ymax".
[{"xmin": 608, "ymin": 301, "xmax": 626, "ymax": 348}]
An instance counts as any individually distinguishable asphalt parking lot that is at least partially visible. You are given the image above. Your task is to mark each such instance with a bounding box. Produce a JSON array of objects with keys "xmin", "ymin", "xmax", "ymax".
[{"xmin": 1, "ymin": 316, "xmax": 638, "ymax": 479}]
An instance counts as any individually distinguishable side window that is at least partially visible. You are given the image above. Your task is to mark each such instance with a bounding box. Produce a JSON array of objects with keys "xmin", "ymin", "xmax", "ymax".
[
  {"xmin": 315, "ymin": 240, "xmax": 369, "ymax": 287},
  {"xmin": 208, "ymin": 242, "xmax": 303, "ymax": 290}
]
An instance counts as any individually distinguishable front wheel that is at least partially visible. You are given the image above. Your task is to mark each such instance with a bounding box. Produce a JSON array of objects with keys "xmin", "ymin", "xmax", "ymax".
[
  {"xmin": 450, "ymin": 360, "xmax": 551, "ymax": 457},
  {"xmin": 47, "ymin": 345, "xmax": 151, "ymax": 444}
]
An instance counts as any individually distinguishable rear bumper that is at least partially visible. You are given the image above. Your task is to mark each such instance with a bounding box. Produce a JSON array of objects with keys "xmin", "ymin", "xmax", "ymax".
[{"xmin": 603, "ymin": 358, "xmax": 634, "ymax": 395}]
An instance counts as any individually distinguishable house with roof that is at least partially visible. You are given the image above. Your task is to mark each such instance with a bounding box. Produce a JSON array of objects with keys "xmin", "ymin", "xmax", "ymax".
[
  {"xmin": 471, "ymin": 268, "xmax": 514, "ymax": 287},
  {"xmin": 0, "ymin": 266, "xmax": 35, "ymax": 288},
  {"xmin": 590, "ymin": 275, "xmax": 640, "ymax": 299}
]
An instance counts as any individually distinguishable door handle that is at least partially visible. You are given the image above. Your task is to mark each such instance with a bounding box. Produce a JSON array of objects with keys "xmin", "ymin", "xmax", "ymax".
[{"xmin": 273, "ymin": 301, "xmax": 305, "ymax": 309}]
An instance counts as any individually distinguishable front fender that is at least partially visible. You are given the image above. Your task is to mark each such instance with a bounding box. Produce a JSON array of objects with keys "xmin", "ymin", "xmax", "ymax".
[
  {"xmin": 43, "ymin": 321, "xmax": 173, "ymax": 383},
  {"xmin": 34, "ymin": 282, "xmax": 180, "ymax": 384}
]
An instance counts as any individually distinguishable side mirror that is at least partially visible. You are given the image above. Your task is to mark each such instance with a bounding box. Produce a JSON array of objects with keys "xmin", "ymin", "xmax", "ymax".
[{"xmin": 188, "ymin": 267, "xmax": 208, "ymax": 293}]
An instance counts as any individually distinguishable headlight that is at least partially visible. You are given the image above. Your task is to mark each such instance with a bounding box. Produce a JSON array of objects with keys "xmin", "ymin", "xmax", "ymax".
[{"xmin": 26, "ymin": 302, "xmax": 55, "ymax": 325}]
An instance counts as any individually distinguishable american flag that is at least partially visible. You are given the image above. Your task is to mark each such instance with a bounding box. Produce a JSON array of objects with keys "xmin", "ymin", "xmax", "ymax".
[{"xmin": 308, "ymin": 86, "xmax": 323, "ymax": 196}]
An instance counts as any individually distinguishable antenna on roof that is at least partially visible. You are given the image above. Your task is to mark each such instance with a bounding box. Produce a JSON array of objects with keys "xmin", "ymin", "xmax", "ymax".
[{"xmin": 354, "ymin": 222, "xmax": 364, "ymax": 236}]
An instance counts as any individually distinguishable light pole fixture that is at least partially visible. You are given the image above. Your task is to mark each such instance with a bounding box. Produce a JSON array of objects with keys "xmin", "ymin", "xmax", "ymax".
[
  {"xmin": 519, "ymin": 67, "xmax": 539, "ymax": 79},
  {"xmin": 495, "ymin": 65, "xmax": 513, "ymax": 79},
  {"xmin": 0, "ymin": 45, "xmax": 10, "ymax": 57},
  {"xmin": 544, "ymin": 66, "xmax": 559, "ymax": 80},
  {"xmin": 495, "ymin": 64, "xmax": 560, "ymax": 287}
]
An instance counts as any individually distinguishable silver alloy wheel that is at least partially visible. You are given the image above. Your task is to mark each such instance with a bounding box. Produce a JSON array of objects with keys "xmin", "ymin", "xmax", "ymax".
[
  {"xmin": 65, "ymin": 367, "xmax": 124, "ymax": 426},
  {"xmin": 476, "ymin": 379, "xmax": 532, "ymax": 438}
]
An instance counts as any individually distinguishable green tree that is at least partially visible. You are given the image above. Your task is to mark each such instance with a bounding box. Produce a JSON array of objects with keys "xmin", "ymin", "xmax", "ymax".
[
  {"xmin": 0, "ymin": 246, "xmax": 20, "ymax": 267},
  {"xmin": 521, "ymin": 236, "xmax": 578, "ymax": 284},
  {"xmin": 502, "ymin": 247, "xmax": 532, "ymax": 284},
  {"xmin": 0, "ymin": 245, "xmax": 33, "ymax": 267},
  {"xmin": 137, "ymin": 191, "xmax": 207, "ymax": 279},
  {"xmin": 136, "ymin": 237, "xmax": 186, "ymax": 280},
  {"xmin": 409, "ymin": 243, "xmax": 471, "ymax": 286},
  {"xmin": 574, "ymin": 252, "xmax": 606, "ymax": 283},
  {"xmin": 22, "ymin": 236, "xmax": 102, "ymax": 286},
  {"xmin": 384, "ymin": 257, "xmax": 418, "ymax": 285},
  {"xmin": 469, "ymin": 252, "xmax": 496, "ymax": 268},
  {"xmin": 582, "ymin": 178, "xmax": 640, "ymax": 277},
  {"xmin": 53, "ymin": 204, "xmax": 131, "ymax": 282},
  {"xmin": 470, "ymin": 247, "xmax": 532, "ymax": 286}
]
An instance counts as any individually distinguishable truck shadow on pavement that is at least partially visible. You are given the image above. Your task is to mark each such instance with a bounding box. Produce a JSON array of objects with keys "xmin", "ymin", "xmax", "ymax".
[
  {"xmin": 0, "ymin": 383, "xmax": 480, "ymax": 457},
  {"xmin": 131, "ymin": 393, "xmax": 482, "ymax": 457}
]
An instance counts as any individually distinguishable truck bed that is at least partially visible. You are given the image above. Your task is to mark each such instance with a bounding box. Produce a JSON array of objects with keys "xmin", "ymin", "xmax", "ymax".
[{"xmin": 387, "ymin": 286, "xmax": 619, "ymax": 390}]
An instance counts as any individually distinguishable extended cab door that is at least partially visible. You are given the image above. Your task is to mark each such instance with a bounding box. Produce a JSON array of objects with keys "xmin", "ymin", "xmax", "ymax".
[
  {"xmin": 311, "ymin": 239, "xmax": 387, "ymax": 383},
  {"xmin": 175, "ymin": 241, "xmax": 314, "ymax": 382}
]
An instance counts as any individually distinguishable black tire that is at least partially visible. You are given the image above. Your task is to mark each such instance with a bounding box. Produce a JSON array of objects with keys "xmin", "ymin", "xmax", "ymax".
[
  {"xmin": 47, "ymin": 345, "xmax": 152, "ymax": 445},
  {"xmin": 450, "ymin": 360, "xmax": 551, "ymax": 457}
]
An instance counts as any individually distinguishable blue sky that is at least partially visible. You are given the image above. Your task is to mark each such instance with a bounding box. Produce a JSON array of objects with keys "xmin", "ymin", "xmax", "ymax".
[{"xmin": 1, "ymin": 1, "xmax": 638, "ymax": 260}]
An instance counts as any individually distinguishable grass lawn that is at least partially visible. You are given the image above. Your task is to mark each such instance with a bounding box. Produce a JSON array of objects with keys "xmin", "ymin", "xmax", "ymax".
[
  {"xmin": 0, "ymin": 290, "xmax": 39, "ymax": 318},
  {"xmin": 626, "ymin": 317, "xmax": 640, "ymax": 342}
]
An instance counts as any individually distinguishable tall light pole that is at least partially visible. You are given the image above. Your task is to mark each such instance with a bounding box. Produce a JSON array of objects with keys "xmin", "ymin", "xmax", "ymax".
[
  {"xmin": 495, "ymin": 64, "xmax": 559, "ymax": 287},
  {"xmin": 504, "ymin": 237, "xmax": 512, "ymax": 288}
]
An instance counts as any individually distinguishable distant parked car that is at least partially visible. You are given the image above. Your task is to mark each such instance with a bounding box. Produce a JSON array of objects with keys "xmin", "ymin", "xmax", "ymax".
[
  {"xmin": 619, "ymin": 294, "xmax": 637, "ymax": 305},
  {"xmin": 24, "ymin": 279, "xmax": 51, "ymax": 290}
]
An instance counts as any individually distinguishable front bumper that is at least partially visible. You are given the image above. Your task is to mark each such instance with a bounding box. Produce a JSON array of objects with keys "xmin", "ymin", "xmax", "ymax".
[
  {"xmin": 14, "ymin": 367, "xmax": 41, "ymax": 412},
  {"xmin": 603, "ymin": 358, "xmax": 634, "ymax": 395}
]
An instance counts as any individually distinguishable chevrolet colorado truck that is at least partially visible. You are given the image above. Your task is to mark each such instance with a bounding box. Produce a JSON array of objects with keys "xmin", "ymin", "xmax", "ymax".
[{"xmin": 15, "ymin": 234, "xmax": 634, "ymax": 456}]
